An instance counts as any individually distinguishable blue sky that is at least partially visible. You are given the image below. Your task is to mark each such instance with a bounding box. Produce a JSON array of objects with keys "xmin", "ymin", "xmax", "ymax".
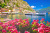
[{"xmin": 24, "ymin": 0, "xmax": 50, "ymax": 10}]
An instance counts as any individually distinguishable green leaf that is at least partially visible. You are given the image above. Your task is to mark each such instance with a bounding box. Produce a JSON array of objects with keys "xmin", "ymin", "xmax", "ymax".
[{"xmin": 46, "ymin": 24, "xmax": 49, "ymax": 26}]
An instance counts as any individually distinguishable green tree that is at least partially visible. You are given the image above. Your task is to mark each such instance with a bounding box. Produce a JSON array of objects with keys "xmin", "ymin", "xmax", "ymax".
[
  {"xmin": 0, "ymin": 3, "xmax": 7, "ymax": 8},
  {"xmin": 4, "ymin": 0, "xmax": 10, "ymax": 3},
  {"xmin": 16, "ymin": 3, "xmax": 20, "ymax": 7}
]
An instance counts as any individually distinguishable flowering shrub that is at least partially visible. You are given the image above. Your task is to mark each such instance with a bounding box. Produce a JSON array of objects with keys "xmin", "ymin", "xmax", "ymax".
[
  {"xmin": 31, "ymin": 18, "xmax": 50, "ymax": 33},
  {"xmin": 0, "ymin": 18, "xmax": 50, "ymax": 33}
]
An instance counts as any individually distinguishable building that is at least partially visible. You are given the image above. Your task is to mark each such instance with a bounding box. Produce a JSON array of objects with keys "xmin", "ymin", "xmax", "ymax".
[{"xmin": 0, "ymin": 8, "xmax": 9, "ymax": 14}]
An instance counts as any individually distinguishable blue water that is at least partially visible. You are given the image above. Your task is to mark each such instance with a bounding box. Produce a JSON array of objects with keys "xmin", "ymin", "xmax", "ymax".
[
  {"xmin": 26, "ymin": 14, "xmax": 50, "ymax": 23},
  {"xmin": 0, "ymin": 13, "xmax": 50, "ymax": 23}
]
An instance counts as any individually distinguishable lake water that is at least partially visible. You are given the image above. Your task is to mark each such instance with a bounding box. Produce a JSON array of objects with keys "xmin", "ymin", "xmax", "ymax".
[
  {"xmin": 0, "ymin": 13, "xmax": 50, "ymax": 23},
  {"xmin": 26, "ymin": 14, "xmax": 50, "ymax": 23}
]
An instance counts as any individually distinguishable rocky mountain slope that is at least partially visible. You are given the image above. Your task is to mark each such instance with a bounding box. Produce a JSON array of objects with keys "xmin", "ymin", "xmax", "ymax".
[
  {"xmin": 38, "ymin": 7, "xmax": 50, "ymax": 13},
  {"xmin": 0, "ymin": 0, "xmax": 35, "ymax": 12}
]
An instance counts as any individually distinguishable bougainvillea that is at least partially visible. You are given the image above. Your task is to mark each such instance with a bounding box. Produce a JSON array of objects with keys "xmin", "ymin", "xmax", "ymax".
[{"xmin": 0, "ymin": 18, "xmax": 50, "ymax": 33}]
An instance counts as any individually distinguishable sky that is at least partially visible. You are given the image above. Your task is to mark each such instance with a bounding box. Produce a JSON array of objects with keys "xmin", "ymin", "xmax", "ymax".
[{"xmin": 24, "ymin": 0, "xmax": 50, "ymax": 10}]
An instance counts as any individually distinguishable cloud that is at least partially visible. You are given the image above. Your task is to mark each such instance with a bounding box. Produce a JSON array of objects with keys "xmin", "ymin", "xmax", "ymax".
[
  {"xmin": 41, "ymin": 5, "xmax": 43, "ymax": 7},
  {"xmin": 31, "ymin": 6, "xmax": 36, "ymax": 8}
]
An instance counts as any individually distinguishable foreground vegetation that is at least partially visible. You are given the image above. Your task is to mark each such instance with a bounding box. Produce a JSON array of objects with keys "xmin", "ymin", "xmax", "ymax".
[{"xmin": 0, "ymin": 18, "xmax": 50, "ymax": 33}]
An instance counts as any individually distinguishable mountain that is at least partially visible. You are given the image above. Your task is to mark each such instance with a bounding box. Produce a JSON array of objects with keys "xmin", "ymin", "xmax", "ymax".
[
  {"xmin": 0, "ymin": 0, "xmax": 35, "ymax": 12},
  {"xmin": 38, "ymin": 7, "xmax": 50, "ymax": 13}
]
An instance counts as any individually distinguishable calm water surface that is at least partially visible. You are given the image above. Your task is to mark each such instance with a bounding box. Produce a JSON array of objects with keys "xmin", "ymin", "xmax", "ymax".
[
  {"xmin": 0, "ymin": 13, "xmax": 50, "ymax": 23},
  {"xmin": 26, "ymin": 14, "xmax": 50, "ymax": 23}
]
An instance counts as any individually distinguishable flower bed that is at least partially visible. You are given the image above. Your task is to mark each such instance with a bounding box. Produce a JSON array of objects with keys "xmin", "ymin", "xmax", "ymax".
[{"xmin": 0, "ymin": 18, "xmax": 50, "ymax": 33}]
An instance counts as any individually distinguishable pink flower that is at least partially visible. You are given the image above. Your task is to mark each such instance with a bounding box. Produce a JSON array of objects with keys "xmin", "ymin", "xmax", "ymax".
[
  {"xmin": 16, "ymin": 23, "xmax": 18, "ymax": 25},
  {"xmin": 16, "ymin": 22, "xmax": 20, "ymax": 25},
  {"xmin": 24, "ymin": 19, "xmax": 28, "ymax": 21},
  {"xmin": 1, "ymin": 24, "xmax": 7, "ymax": 29},
  {"xmin": 44, "ymin": 27, "xmax": 49, "ymax": 33},
  {"xmin": 2, "ymin": 29, "xmax": 6, "ymax": 33},
  {"xmin": 32, "ymin": 19, "xmax": 39, "ymax": 24},
  {"xmin": 35, "ymin": 22, "xmax": 40, "ymax": 27},
  {"xmin": 33, "ymin": 20, "xmax": 36, "ymax": 22},
  {"xmin": 32, "ymin": 27, "xmax": 34, "ymax": 30},
  {"xmin": 38, "ymin": 27, "xmax": 44, "ymax": 33},
  {"xmin": 25, "ymin": 31, "xmax": 30, "ymax": 33},
  {"xmin": 9, "ymin": 29, "xmax": 13, "ymax": 31},
  {"xmin": 40, "ymin": 18, "xmax": 45, "ymax": 22},
  {"xmin": 45, "ymin": 30, "xmax": 49, "ymax": 33},
  {"xmin": 18, "ymin": 22, "xmax": 20, "ymax": 25},
  {"xmin": 19, "ymin": 31, "xmax": 21, "ymax": 33},
  {"xmin": 26, "ymin": 21, "xmax": 29, "ymax": 24},
  {"xmin": 40, "ymin": 23, "xmax": 44, "ymax": 25},
  {"xmin": 15, "ymin": 19, "xmax": 20, "ymax": 22},
  {"xmin": 34, "ymin": 29, "xmax": 38, "ymax": 31},
  {"xmin": 0, "ymin": 18, "xmax": 50, "ymax": 33},
  {"xmin": 7, "ymin": 26, "xmax": 13, "ymax": 30},
  {"xmin": 0, "ymin": 22, "xmax": 3, "ymax": 25},
  {"xmin": 25, "ymin": 25, "xmax": 27, "ymax": 26},
  {"xmin": 47, "ymin": 21, "xmax": 48, "ymax": 23},
  {"xmin": 41, "ymin": 25, "xmax": 45, "ymax": 28},
  {"xmin": 36, "ymin": 19, "xmax": 39, "ymax": 22},
  {"xmin": 11, "ymin": 30, "xmax": 18, "ymax": 33}
]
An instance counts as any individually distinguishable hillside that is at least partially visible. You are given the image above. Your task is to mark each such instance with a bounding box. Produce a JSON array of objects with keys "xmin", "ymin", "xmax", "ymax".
[
  {"xmin": 38, "ymin": 7, "xmax": 50, "ymax": 13},
  {"xmin": 0, "ymin": 0, "xmax": 35, "ymax": 12}
]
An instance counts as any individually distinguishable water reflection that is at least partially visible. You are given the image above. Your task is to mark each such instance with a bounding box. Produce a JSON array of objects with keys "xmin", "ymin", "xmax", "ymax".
[
  {"xmin": 0, "ymin": 14, "xmax": 27, "ymax": 22},
  {"xmin": 26, "ymin": 14, "xmax": 50, "ymax": 23},
  {"xmin": 0, "ymin": 13, "xmax": 50, "ymax": 22}
]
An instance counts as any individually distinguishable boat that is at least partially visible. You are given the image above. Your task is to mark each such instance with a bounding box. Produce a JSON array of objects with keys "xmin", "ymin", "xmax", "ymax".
[{"xmin": 25, "ymin": 13, "xmax": 46, "ymax": 16}]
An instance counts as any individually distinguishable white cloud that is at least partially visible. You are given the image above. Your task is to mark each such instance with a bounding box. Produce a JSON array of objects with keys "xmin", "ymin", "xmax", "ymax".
[{"xmin": 31, "ymin": 6, "xmax": 36, "ymax": 8}]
